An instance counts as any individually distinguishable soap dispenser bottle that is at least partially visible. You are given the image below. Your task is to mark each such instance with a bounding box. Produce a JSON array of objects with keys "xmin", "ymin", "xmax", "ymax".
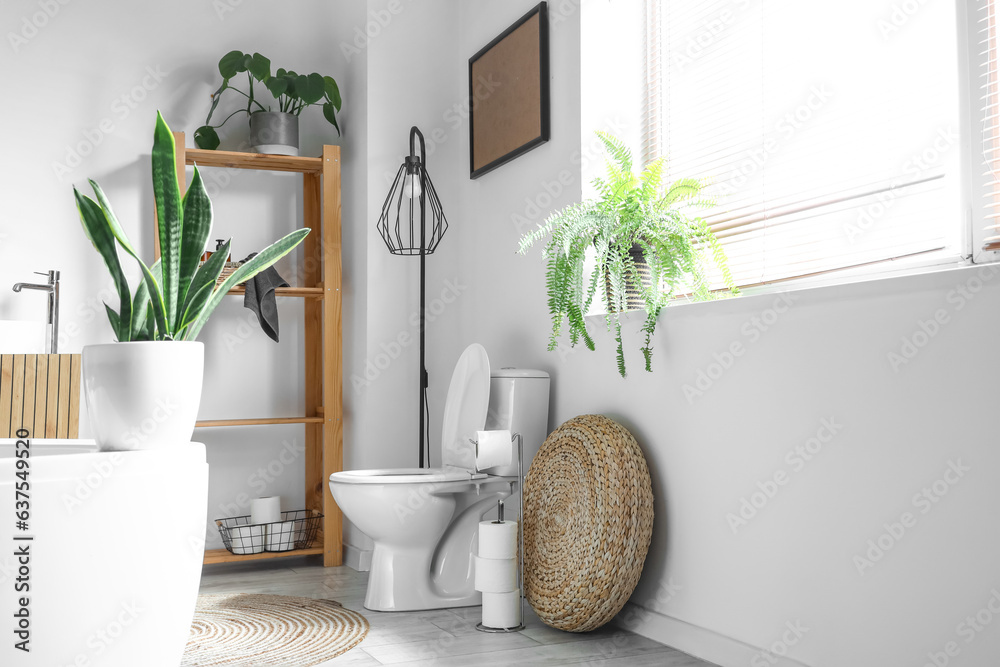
[{"xmin": 201, "ymin": 239, "xmax": 231, "ymax": 263}]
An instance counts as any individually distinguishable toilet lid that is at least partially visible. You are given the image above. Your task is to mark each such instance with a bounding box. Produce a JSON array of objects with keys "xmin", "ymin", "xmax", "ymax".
[{"xmin": 440, "ymin": 343, "xmax": 491, "ymax": 470}]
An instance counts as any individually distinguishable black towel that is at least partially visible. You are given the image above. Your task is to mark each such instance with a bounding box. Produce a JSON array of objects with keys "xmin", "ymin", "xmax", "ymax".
[{"xmin": 240, "ymin": 253, "xmax": 289, "ymax": 342}]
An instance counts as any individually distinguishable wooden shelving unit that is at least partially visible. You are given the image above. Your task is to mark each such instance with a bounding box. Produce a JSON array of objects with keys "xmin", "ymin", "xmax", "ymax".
[{"xmin": 155, "ymin": 132, "xmax": 343, "ymax": 568}]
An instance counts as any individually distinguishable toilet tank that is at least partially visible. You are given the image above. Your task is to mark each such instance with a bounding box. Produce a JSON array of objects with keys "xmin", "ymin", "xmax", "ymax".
[{"xmin": 482, "ymin": 368, "xmax": 550, "ymax": 477}]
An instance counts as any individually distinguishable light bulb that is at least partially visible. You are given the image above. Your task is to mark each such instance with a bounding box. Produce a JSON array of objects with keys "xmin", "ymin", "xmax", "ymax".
[{"xmin": 402, "ymin": 172, "xmax": 422, "ymax": 200}]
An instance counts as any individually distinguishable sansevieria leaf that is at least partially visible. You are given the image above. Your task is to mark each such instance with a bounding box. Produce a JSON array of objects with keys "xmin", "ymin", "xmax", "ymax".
[
  {"xmin": 130, "ymin": 259, "xmax": 161, "ymax": 338},
  {"xmin": 74, "ymin": 188, "xmax": 132, "ymax": 341},
  {"xmin": 177, "ymin": 166, "xmax": 213, "ymax": 326},
  {"xmin": 152, "ymin": 111, "xmax": 183, "ymax": 330},
  {"xmin": 87, "ymin": 179, "xmax": 168, "ymax": 338},
  {"xmin": 177, "ymin": 239, "xmax": 231, "ymax": 336}
]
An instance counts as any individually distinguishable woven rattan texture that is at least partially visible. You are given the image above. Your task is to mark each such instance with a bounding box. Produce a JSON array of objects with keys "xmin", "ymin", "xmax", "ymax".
[{"xmin": 523, "ymin": 414, "xmax": 654, "ymax": 632}]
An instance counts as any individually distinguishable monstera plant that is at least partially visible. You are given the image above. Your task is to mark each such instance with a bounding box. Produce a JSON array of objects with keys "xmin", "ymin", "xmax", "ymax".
[
  {"xmin": 518, "ymin": 132, "xmax": 738, "ymax": 377},
  {"xmin": 75, "ymin": 111, "xmax": 310, "ymax": 451},
  {"xmin": 194, "ymin": 50, "xmax": 342, "ymax": 154}
]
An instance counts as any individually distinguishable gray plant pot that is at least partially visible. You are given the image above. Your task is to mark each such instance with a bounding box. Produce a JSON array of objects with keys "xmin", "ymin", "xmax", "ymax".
[{"xmin": 249, "ymin": 112, "xmax": 299, "ymax": 156}]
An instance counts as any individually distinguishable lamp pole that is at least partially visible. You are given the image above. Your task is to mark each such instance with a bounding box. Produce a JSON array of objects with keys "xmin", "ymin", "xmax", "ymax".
[{"xmin": 409, "ymin": 126, "xmax": 428, "ymax": 469}]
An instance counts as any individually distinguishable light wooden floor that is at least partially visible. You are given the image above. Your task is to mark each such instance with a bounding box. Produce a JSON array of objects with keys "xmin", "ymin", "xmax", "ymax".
[{"xmin": 199, "ymin": 556, "xmax": 719, "ymax": 666}]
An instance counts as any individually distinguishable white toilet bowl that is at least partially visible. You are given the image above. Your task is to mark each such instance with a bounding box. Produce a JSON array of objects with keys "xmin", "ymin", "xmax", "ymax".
[
  {"xmin": 329, "ymin": 344, "xmax": 551, "ymax": 612},
  {"xmin": 329, "ymin": 468, "xmax": 513, "ymax": 611}
]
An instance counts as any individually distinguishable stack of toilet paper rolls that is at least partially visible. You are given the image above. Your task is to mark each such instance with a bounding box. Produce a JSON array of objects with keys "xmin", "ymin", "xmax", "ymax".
[
  {"xmin": 475, "ymin": 517, "xmax": 520, "ymax": 628},
  {"xmin": 251, "ymin": 496, "xmax": 295, "ymax": 552}
]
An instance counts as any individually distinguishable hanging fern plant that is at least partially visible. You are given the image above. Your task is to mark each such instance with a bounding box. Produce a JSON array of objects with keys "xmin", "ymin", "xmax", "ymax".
[{"xmin": 518, "ymin": 132, "xmax": 738, "ymax": 377}]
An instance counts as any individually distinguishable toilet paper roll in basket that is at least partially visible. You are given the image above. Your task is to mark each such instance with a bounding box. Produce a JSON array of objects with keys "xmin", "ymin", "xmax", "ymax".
[
  {"xmin": 250, "ymin": 496, "xmax": 281, "ymax": 526},
  {"xmin": 482, "ymin": 590, "xmax": 521, "ymax": 629},
  {"xmin": 230, "ymin": 524, "xmax": 265, "ymax": 555},
  {"xmin": 475, "ymin": 430, "xmax": 512, "ymax": 471},
  {"xmin": 479, "ymin": 520, "xmax": 518, "ymax": 560},
  {"xmin": 266, "ymin": 520, "xmax": 296, "ymax": 552},
  {"xmin": 474, "ymin": 555, "xmax": 518, "ymax": 593}
]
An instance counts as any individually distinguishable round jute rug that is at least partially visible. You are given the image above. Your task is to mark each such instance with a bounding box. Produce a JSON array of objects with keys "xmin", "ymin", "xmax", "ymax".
[{"xmin": 181, "ymin": 594, "xmax": 369, "ymax": 667}]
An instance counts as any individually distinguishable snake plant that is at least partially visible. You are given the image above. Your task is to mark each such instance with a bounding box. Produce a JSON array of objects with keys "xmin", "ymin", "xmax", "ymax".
[
  {"xmin": 75, "ymin": 111, "xmax": 310, "ymax": 342},
  {"xmin": 518, "ymin": 132, "xmax": 738, "ymax": 377}
]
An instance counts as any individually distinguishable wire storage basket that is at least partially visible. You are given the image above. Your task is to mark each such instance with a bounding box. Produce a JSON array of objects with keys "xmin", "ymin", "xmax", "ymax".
[{"xmin": 216, "ymin": 509, "xmax": 323, "ymax": 555}]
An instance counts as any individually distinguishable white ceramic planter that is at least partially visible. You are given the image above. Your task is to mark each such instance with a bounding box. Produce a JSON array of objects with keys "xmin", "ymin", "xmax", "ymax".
[{"xmin": 82, "ymin": 341, "xmax": 204, "ymax": 451}]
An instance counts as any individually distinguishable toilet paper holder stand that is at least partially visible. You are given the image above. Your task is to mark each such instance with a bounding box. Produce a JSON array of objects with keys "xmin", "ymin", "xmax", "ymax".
[{"xmin": 472, "ymin": 431, "xmax": 525, "ymax": 633}]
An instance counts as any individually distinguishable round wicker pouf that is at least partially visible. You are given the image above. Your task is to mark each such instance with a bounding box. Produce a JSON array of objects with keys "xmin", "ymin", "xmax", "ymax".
[{"xmin": 523, "ymin": 414, "xmax": 653, "ymax": 633}]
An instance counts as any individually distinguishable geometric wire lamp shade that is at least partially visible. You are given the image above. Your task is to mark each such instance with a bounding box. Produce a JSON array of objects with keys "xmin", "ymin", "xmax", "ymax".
[{"xmin": 377, "ymin": 130, "xmax": 448, "ymax": 256}]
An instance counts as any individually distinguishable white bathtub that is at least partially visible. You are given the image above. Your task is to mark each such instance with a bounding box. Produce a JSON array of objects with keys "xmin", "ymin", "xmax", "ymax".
[{"xmin": 0, "ymin": 438, "xmax": 208, "ymax": 666}]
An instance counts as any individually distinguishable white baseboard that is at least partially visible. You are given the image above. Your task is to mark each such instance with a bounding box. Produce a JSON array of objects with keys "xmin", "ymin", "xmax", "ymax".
[
  {"xmin": 615, "ymin": 603, "xmax": 812, "ymax": 667},
  {"xmin": 342, "ymin": 543, "xmax": 372, "ymax": 572}
]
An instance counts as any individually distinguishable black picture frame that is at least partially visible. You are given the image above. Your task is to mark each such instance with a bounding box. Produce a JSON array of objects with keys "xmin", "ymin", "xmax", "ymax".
[{"xmin": 468, "ymin": 2, "xmax": 550, "ymax": 180}]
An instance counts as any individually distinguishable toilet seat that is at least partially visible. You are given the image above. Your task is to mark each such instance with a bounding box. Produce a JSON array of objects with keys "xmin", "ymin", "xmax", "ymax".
[{"xmin": 331, "ymin": 467, "xmax": 488, "ymax": 484}]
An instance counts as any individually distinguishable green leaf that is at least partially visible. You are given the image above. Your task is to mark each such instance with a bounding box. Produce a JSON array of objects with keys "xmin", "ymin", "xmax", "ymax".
[
  {"xmin": 176, "ymin": 279, "xmax": 216, "ymax": 333},
  {"xmin": 177, "ymin": 166, "xmax": 213, "ymax": 326},
  {"xmin": 104, "ymin": 304, "xmax": 122, "ymax": 342},
  {"xmin": 87, "ymin": 180, "xmax": 168, "ymax": 339},
  {"xmin": 152, "ymin": 111, "xmax": 183, "ymax": 330},
  {"xmin": 248, "ymin": 52, "xmax": 271, "ymax": 81},
  {"xmin": 184, "ymin": 229, "xmax": 311, "ymax": 341},
  {"xmin": 74, "ymin": 188, "xmax": 132, "ymax": 342},
  {"xmin": 139, "ymin": 306, "xmax": 155, "ymax": 341},
  {"xmin": 323, "ymin": 76, "xmax": 342, "ymax": 110},
  {"xmin": 194, "ymin": 125, "xmax": 220, "ymax": 150},
  {"xmin": 265, "ymin": 76, "xmax": 289, "ymax": 98},
  {"xmin": 297, "ymin": 73, "xmax": 325, "ymax": 105},
  {"xmin": 219, "ymin": 50, "xmax": 246, "ymax": 78},
  {"xmin": 322, "ymin": 102, "xmax": 340, "ymax": 135},
  {"xmin": 662, "ymin": 178, "xmax": 702, "ymax": 205},
  {"xmin": 130, "ymin": 259, "xmax": 160, "ymax": 338},
  {"xmin": 180, "ymin": 239, "xmax": 230, "ymax": 321}
]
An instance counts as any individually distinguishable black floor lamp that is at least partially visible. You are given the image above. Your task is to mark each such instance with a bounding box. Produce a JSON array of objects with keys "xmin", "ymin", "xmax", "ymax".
[{"xmin": 377, "ymin": 126, "xmax": 449, "ymax": 468}]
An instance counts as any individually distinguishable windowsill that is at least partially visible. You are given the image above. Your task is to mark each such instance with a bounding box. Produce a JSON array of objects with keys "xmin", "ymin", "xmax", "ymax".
[{"xmin": 585, "ymin": 250, "xmax": 989, "ymax": 322}]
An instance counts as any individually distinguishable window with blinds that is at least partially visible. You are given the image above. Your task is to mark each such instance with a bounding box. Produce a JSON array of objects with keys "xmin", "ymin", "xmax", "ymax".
[
  {"xmin": 981, "ymin": 0, "xmax": 1000, "ymax": 252},
  {"xmin": 642, "ymin": 0, "xmax": 962, "ymax": 288}
]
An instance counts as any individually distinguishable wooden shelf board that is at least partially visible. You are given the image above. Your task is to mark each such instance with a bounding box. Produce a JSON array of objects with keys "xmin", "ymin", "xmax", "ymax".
[
  {"xmin": 203, "ymin": 546, "xmax": 323, "ymax": 565},
  {"xmin": 184, "ymin": 147, "xmax": 323, "ymax": 174},
  {"xmin": 226, "ymin": 285, "xmax": 324, "ymax": 298},
  {"xmin": 196, "ymin": 416, "xmax": 325, "ymax": 428}
]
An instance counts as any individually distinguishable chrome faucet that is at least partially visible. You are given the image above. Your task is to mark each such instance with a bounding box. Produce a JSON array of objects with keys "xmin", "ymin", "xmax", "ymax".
[{"xmin": 12, "ymin": 270, "xmax": 60, "ymax": 354}]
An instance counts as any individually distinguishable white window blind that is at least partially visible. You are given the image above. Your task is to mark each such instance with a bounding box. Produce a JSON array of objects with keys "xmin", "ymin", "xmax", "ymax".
[
  {"xmin": 980, "ymin": 0, "xmax": 1000, "ymax": 252},
  {"xmin": 642, "ymin": 0, "xmax": 961, "ymax": 288}
]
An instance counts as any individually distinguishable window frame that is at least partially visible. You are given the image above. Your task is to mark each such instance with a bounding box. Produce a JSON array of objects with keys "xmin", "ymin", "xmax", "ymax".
[{"xmin": 617, "ymin": 0, "xmax": 992, "ymax": 303}]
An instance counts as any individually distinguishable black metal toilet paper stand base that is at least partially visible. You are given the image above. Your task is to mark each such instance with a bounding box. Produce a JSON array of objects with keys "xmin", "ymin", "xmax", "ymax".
[{"xmin": 475, "ymin": 432, "xmax": 525, "ymax": 633}]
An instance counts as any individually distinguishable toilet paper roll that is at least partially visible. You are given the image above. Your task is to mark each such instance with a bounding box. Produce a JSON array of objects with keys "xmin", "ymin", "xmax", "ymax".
[
  {"xmin": 478, "ymin": 520, "xmax": 518, "ymax": 560},
  {"xmin": 230, "ymin": 525, "xmax": 265, "ymax": 555},
  {"xmin": 475, "ymin": 430, "xmax": 512, "ymax": 471},
  {"xmin": 266, "ymin": 520, "xmax": 296, "ymax": 552},
  {"xmin": 474, "ymin": 555, "xmax": 518, "ymax": 593},
  {"xmin": 482, "ymin": 590, "xmax": 521, "ymax": 629},
  {"xmin": 250, "ymin": 496, "xmax": 281, "ymax": 526}
]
